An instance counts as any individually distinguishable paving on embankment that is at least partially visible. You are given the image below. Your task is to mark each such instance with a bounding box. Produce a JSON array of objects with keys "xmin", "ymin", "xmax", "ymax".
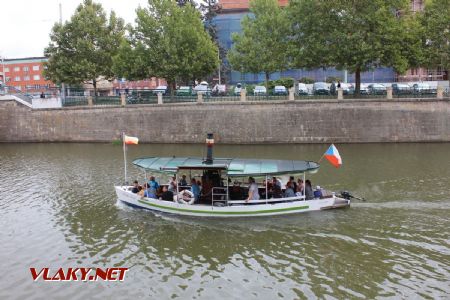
[{"xmin": 0, "ymin": 98, "xmax": 449, "ymax": 143}]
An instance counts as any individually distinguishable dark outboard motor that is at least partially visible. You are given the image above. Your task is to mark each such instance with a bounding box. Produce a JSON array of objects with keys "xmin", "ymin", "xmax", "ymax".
[{"xmin": 339, "ymin": 191, "xmax": 365, "ymax": 201}]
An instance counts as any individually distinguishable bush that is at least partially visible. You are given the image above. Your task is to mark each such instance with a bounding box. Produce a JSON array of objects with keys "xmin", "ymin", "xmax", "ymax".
[
  {"xmin": 299, "ymin": 77, "xmax": 315, "ymax": 84},
  {"xmin": 326, "ymin": 76, "xmax": 342, "ymax": 83}
]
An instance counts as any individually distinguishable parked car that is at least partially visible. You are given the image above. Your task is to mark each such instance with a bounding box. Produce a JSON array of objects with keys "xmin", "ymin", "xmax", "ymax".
[
  {"xmin": 392, "ymin": 83, "xmax": 412, "ymax": 95},
  {"xmin": 273, "ymin": 85, "xmax": 287, "ymax": 96},
  {"xmin": 253, "ymin": 85, "xmax": 267, "ymax": 96},
  {"xmin": 359, "ymin": 84, "xmax": 369, "ymax": 95},
  {"xmin": 234, "ymin": 83, "xmax": 243, "ymax": 96},
  {"xmin": 153, "ymin": 85, "xmax": 167, "ymax": 95},
  {"xmin": 176, "ymin": 86, "xmax": 193, "ymax": 96},
  {"xmin": 212, "ymin": 84, "xmax": 227, "ymax": 96},
  {"xmin": 297, "ymin": 83, "xmax": 309, "ymax": 95},
  {"xmin": 193, "ymin": 81, "xmax": 211, "ymax": 95},
  {"xmin": 340, "ymin": 83, "xmax": 353, "ymax": 95},
  {"xmin": 313, "ymin": 82, "xmax": 330, "ymax": 95},
  {"xmin": 368, "ymin": 83, "xmax": 387, "ymax": 95},
  {"xmin": 413, "ymin": 83, "xmax": 436, "ymax": 95}
]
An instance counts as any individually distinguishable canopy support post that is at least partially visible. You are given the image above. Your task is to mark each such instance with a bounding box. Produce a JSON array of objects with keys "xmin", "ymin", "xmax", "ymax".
[
  {"xmin": 303, "ymin": 172, "xmax": 306, "ymax": 200},
  {"xmin": 122, "ymin": 132, "xmax": 128, "ymax": 186},
  {"xmin": 226, "ymin": 174, "xmax": 229, "ymax": 205},
  {"xmin": 265, "ymin": 175, "xmax": 268, "ymax": 204}
]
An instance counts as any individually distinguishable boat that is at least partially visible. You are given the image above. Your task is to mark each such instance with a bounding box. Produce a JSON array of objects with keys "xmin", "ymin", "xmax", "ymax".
[{"xmin": 115, "ymin": 134, "xmax": 350, "ymax": 217}]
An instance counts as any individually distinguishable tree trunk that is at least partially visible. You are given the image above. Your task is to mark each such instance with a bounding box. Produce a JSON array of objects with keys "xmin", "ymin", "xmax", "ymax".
[
  {"xmin": 355, "ymin": 67, "xmax": 361, "ymax": 97},
  {"xmin": 168, "ymin": 80, "xmax": 176, "ymax": 101},
  {"xmin": 93, "ymin": 79, "xmax": 97, "ymax": 100},
  {"xmin": 265, "ymin": 72, "xmax": 270, "ymax": 99}
]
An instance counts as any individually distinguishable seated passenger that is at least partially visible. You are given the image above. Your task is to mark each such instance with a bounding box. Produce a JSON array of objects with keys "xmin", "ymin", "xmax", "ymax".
[
  {"xmin": 289, "ymin": 176, "xmax": 297, "ymax": 193},
  {"xmin": 296, "ymin": 179, "xmax": 304, "ymax": 196},
  {"xmin": 314, "ymin": 186, "xmax": 323, "ymax": 198},
  {"xmin": 160, "ymin": 185, "xmax": 174, "ymax": 201},
  {"xmin": 246, "ymin": 177, "xmax": 260, "ymax": 202},
  {"xmin": 190, "ymin": 178, "xmax": 200, "ymax": 203},
  {"xmin": 284, "ymin": 181, "xmax": 296, "ymax": 198},
  {"xmin": 131, "ymin": 180, "xmax": 141, "ymax": 194},
  {"xmin": 305, "ymin": 180, "xmax": 314, "ymax": 200},
  {"xmin": 179, "ymin": 175, "xmax": 188, "ymax": 187}
]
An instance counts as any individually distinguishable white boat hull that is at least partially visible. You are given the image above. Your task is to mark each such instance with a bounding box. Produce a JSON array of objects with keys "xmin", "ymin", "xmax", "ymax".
[{"xmin": 115, "ymin": 186, "xmax": 350, "ymax": 218}]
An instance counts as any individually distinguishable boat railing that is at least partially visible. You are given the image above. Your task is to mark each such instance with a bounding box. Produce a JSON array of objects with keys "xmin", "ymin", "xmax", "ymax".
[
  {"xmin": 228, "ymin": 195, "xmax": 306, "ymax": 205},
  {"xmin": 212, "ymin": 187, "xmax": 228, "ymax": 207}
]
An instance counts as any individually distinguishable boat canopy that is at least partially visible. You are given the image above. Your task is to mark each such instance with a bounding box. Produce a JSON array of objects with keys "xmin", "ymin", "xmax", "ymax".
[{"xmin": 132, "ymin": 157, "xmax": 320, "ymax": 177}]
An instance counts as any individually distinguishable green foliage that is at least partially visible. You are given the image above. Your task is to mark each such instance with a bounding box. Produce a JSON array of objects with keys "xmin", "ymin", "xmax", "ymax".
[
  {"xmin": 44, "ymin": 0, "xmax": 125, "ymax": 91},
  {"xmin": 113, "ymin": 0, "xmax": 218, "ymax": 90},
  {"xmin": 227, "ymin": 0, "xmax": 290, "ymax": 87},
  {"xmin": 288, "ymin": 0, "xmax": 419, "ymax": 93},
  {"xmin": 326, "ymin": 76, "xmax": 342, "ymax": 83},
  {"xmin": 299, "ymin": 77, "xmax": 315, "ymax": 84},
  {"xmin": 420, "ymin": 0, "xmax": 450, "ymax": 83}
]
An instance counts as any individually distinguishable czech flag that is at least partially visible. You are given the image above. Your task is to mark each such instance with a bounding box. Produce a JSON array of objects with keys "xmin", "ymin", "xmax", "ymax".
[
  {"xmin": 324, "ymin": 144, "xmax": 342, "ymax": 168},
  {"xmin": 123, "ymin": 135, "xmax": 139, "ymax": 145}
]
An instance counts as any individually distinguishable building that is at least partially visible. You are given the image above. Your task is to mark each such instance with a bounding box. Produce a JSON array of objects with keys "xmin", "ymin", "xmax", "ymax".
[
  {"xmin": 396, "ymin": 0, "xmax": 448, "ymax": 82},
  {"xmin": 0, "ymin": 57, "xmax": 56, "ymax": 93},
  {"xmin": 215, "ymin": 0, "xmax": 443, "ymax": 84}
]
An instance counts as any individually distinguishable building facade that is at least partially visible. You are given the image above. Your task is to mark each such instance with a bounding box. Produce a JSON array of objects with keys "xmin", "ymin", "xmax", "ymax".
[
  {"xmin": 0, "ymin": 57, "xmax": 56, "ymax": 93},
  {"xmin": 215, "ymin": 0, "xmax": 444, "ymax": 84}
]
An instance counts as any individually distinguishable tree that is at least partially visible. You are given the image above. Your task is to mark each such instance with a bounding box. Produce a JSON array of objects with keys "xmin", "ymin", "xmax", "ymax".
[
  {"xmin": 44, "ymin": 0, "xmax": 125, "ymax": 96},
  {"xmin": 420, "ymin": 0, "xmax": 450, "ymax": 86},
  {"xmin": 227, "ymin": 0, "xmax": 290, "ymax": 89},
  {"xmin": 113, "ymin": 0, "xmax": 218, "ymax": 94},
  {"xmin": 288, "ymin": 0, "xmax": 419, "ymax": 95}
]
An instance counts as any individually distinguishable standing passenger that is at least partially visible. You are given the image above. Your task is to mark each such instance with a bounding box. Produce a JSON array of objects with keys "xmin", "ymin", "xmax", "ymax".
[
  {"xmin": 246, "ymin": 177, "xmax": 260, "ymax": 202},
  {"xmin": 190, "ymin": 178, "xmax": 200, "ymax": 203}
]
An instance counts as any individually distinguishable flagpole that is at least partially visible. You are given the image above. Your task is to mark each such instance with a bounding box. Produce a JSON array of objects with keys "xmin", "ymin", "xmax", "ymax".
[{"xmin": 122, "ymin": 132, "xmax": 128, "ymax": 185}]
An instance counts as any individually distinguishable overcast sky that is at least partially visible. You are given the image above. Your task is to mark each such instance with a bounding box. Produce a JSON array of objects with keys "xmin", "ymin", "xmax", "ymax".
[{"xmin": 0, "ymin": 0, "xmax": 149, "ymax": 59}]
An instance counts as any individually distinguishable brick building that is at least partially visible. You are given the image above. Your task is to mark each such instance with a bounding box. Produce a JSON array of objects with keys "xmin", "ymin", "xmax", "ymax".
[{"xmin": 0, "ymin": 57, "xmax": 56, "ymax": 93}]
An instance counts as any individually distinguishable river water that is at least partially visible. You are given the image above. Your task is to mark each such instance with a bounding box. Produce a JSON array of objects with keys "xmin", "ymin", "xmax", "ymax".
[{"xmin": 0, "ymin": 143, "xmax": 449, "ymax": 299}]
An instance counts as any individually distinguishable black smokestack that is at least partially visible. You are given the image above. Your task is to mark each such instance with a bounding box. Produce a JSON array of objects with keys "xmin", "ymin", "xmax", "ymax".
[{"xmin": 205, "ymin": 133, "xmax": 214, "ymax": 164}]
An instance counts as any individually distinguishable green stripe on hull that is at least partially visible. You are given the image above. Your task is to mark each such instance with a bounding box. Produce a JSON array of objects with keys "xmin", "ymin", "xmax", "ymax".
[{"xmin": 137, "ymin": 199, "xmax": 309, "ymax": 215}]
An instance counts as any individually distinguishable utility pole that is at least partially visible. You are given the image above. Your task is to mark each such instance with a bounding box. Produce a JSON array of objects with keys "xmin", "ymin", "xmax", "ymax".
[{"xmin": 218, "ymin": 49, "xmax": 221, "ymax": 85}]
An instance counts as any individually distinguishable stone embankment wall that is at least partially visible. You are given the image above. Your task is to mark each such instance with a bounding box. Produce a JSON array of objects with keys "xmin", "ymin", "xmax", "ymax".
[{"xmin": 0, "ymin": 98, "xmax": 449, "ymax": 143}]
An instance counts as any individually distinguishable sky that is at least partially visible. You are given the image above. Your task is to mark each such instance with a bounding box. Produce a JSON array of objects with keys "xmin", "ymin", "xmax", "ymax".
[{"xmin": 0, "ymin": 0, "xmax": 149, "ymax": 59}]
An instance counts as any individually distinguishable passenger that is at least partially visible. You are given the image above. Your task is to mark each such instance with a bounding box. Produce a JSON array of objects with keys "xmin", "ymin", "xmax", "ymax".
[
  {"xmin": 160, "ymin": 185, "xmax": 174, "ymax": 201},
  {"xmin": 168, "ymin": 180, "xmax": 176, "ymax": 193},
  {"xmin": 246, "ymin": 177, "xmax": 260, "ymax": 202},
  {"xmin": 147, "ymin": 176, "xmax": 159, "ymax": 198},
  {"xmin": 131, "ymin": 180, "xmax": 141, "ymax": 193},
  {"xmin": 272, "ymin": 177, "xmax": 282, "ymax": 189},
  {"xmin": 270, "ymin": 177, "xmax": 282, "ymax": 198},
  {"xmin": 156, "ymin": 186, "xmax": 164, "ymax": 199},
  {"xmin": 296, "ymin": 179, "xmax": 305, "ymax": 196},
  {"xmin": 289, "ymin": 176, "xmax": 297, "ymax": 193},
  {"xmin": 190, "ymin": 178, "xmax": 200, "ymax": 203},
  {"xmin": 314, "ymin": 186, "xmax": 323, "ymax": 198},
  {"xmin": 179, "ymin": 175, "xmax": 188, "ymax": 187},
  {"xmin": 284, "ymin": 181, "xmax": 296, "ymax": 198},
  {"xmin": 305, "ymin": 180, "xmax": 314, "ymax": 200}
]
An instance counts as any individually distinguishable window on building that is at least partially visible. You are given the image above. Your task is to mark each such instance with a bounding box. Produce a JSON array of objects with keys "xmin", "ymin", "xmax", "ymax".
[
  {"xmin": 16, "ymin": 86, "xmax": 21, "ymax": 91},
  {"xmin": 14, "ymin": 76, "xmax": 21, "ymax": 82},
  {"xmin": 24, "ymin": 76, "xmax": 30, "ymax": 81},
  {"xmin": 5, "ymin": 77, "xmax": 10, "ymax": 82},
  {"xmin": 33, "ymin": 75, "xmax": 40, "ymax": 81},
  {"xmin": 32, "ymin": 65, "xmax": 40, "ymax": 71},
  {"xmin": 23, "ymin": 66, "xmax": 29, "ymax": 72},
  {"xmin": 4, "ymin": 67, "xmax": 9, "ymax": 72},
  {"xmin": 14, "ymin": 67, "xmax": 20, "ymax": 72}
]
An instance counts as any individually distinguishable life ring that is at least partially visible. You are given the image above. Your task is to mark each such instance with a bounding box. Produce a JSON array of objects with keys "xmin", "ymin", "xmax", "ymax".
[{"xmin": 177, "ymin": 190, "xmax": 195, "ymax": 205}]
